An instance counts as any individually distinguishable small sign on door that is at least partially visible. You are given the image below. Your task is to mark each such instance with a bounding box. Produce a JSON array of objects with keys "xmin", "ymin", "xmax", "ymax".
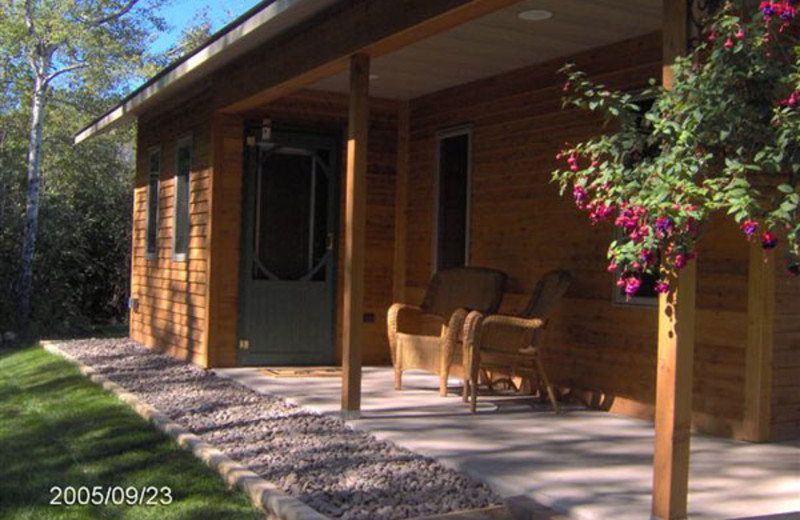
[{"xmin": 262, "ymin": 119, "xmax": 272, "ymax": 141}]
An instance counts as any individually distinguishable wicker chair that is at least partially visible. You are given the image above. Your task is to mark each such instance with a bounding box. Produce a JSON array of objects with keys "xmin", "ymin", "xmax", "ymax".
[
  {"xmin": 462, "ymin": 270, "xmax": 572, "ymax": 412},
  {"xmin": 387, "ymin": 267, "xmax": 506, "ymax": 396}
]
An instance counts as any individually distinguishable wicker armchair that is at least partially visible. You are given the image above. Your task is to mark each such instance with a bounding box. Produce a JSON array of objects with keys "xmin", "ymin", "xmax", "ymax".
[
  {"xmin": 387, "ymin": 267, "xmax": 506, "ymax": 396},
  {"xmin": 462, "ymin": 270, "xmax": 572, "ymax": 412}
]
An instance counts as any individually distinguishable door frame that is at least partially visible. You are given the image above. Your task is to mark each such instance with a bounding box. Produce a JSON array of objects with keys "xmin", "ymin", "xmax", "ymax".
[{"xmin": 236, "ymin": 121, "xmax": 341, "ymax": 366}]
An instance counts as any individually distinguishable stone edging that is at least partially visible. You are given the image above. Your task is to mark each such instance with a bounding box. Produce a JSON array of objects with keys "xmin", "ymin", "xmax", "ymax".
[{"xmin": 41, "ymin": 341, "xmax": 331, "ymax": 520}]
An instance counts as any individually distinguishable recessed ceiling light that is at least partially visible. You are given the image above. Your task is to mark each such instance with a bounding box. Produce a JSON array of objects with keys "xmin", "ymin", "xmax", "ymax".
[
  {"xmin": 369, "ymin": 74, "xmax": 379, "ymax": 80},
  {"xmin": 518, "ymin": 9, "xmax": 553, "ymax": 21}
]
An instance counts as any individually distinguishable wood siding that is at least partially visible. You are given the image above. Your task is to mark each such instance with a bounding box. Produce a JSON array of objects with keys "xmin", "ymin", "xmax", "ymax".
[
  {"xmin": 131, "ymin": 86, "xmax": 214, "ymax": 365},
  {"xmin": 403, "ymin": 32, "xmax": 766, "ymax": 438}
]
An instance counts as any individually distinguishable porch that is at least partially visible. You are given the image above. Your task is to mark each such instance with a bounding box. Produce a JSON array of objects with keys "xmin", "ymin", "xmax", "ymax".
[{"xmin": 216, "ymin": 367, "xmax": 800, "ymax": 520}]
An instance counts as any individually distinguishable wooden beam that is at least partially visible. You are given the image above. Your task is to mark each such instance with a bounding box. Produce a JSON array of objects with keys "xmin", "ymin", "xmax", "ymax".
[
  {"xmin": 653, "ymin": 263, "xmax": 697, "ymax": 520},
  {"xmin": 743, "ymin": 242, "xmax": 775, "ymax": 441},
  {"xmin": 205, "ymin": 113, "xmax": 244, "ymax": 368},
  {"xmin": 341, "ymin": 54, "xmax": 370, "ymax": 419},
  {"xmin": 393, "ymin": 102, "xmax": 410, "ymax": 302},
  {"xmin": 215, "ymin": 0, "xmax": 518, "ymax": 112},
  {"xmin": 653, "ymin": 1, "xmax": 694, "ymax": 519}
]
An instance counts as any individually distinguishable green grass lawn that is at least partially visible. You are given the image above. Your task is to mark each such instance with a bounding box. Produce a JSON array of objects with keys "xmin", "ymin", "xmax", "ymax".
[{"xmin": 0, "ymin": 345, "xmax": 262, "ymax": 520}]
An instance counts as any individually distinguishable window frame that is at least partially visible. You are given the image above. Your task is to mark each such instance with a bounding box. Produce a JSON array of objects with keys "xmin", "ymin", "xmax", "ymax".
[
  {"xmin": 172, "ymin": 134, "xmax": 193, "ymax": 262},
  {"xmin": 432, "ymin": 125, "xmax": 473, "ymax": 273},
  {"xmin": 611, "ymin": 92, "xmax": 660, "ymax": 307},
  {"xmin": 145, "ymin": 146, "xmax": 161, "ymax": 261}
]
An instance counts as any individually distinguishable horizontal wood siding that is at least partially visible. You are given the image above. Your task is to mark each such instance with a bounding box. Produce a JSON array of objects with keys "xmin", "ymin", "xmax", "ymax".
[
  {"xmin": 771, "ymin": 244, "xmax": 800, "ymax": 441},
  {"xmin": 208, "ymin": 90, "xmax": 399, "ymax": 367},
  {"xmin": 131, "ymin": 87, "xmax": 214, "ymax": 365},
  {"xmin": 404, "ymin": 32, "xmax": 755, "ymax": 438}
]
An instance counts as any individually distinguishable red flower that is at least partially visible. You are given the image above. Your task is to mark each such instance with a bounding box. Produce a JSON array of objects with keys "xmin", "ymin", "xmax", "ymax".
[{"xmin": 762, "ymin": 231, "xmax": 778, "ymax": 249}]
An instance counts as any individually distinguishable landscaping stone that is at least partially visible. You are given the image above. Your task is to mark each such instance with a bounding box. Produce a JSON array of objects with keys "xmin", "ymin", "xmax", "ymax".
[{"xmin": 55, "ymin": 338, "xmax": 500, "ymax": 520}]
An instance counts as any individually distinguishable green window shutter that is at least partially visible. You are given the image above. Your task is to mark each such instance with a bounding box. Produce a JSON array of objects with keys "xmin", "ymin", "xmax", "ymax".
[
  {"xmin": 173, "ymin": 137, "xmax": 192, "ymax": 260},
  {"xmin": 146, "ymin": 148, "xmax": 160, "ymax": 259}
]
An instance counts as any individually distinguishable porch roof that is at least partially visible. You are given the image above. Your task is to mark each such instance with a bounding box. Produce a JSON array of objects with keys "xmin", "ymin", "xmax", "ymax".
[{"xmin": 75, "ymin": 0, "xmax": 662, "ymax": 144}]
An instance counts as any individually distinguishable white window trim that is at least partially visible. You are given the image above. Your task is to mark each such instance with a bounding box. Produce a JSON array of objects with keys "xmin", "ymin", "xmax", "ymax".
[
  {"xmin": 145, "ymin": 146, "xmax": 161, "ymax": 261},
  {"xmin": 432, "ymin": 125, "xmax": 472, "ymax": 273},
  {"xmin": 172, "ymin": 134, "xmax": 193, "ymax": 262}
]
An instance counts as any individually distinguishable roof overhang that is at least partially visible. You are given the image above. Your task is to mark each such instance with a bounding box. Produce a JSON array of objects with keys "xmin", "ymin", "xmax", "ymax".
[{"xmin": 74, "ymin": 0, "xmax": 338, "ymax": 144}]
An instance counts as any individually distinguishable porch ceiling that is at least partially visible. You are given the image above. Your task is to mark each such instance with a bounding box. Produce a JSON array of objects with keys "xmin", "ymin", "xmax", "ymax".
[{"xmin": 308, "ymin": 0, "xmax": 662, "ymax": 100}]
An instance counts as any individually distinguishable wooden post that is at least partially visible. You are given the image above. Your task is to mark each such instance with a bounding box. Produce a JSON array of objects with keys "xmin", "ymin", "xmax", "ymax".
[
  {"xmin": 653, "ymin": 263, "xmax": 696, "ymax": 520},
  {"xmin": 342, "ymin": 53, "xmax": 370, "ymax": 420},
  {"xmin": 653, "ymin": 1, "xmax": 694, "ymax": 519},
  {"xmin": 743, "ymin": 242, "xmax": 774, "ymax": 441},
  {"xmin": 393, "ymin": 102, "xmax": 410, "ymax": 302}
]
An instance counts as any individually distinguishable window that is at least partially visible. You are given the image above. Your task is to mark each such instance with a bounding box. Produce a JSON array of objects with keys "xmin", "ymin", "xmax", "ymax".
[
  {"xmin": 612, "ymin": 245, "xmax": 661, "ymax": 307},
  {"xmin": 613, "ymin": 95, "xmax": 659, "ymax": 306},
  {"xmin": 145, "ymin": 147, "xmax": 160, "ymax": 260},
  {"xmin": 173, "ymin": 136, "xmax": 192, "ymax": 261},
  {"xmin": 434, "ymin": 127, "xmax": 472, "ymax": 271}
]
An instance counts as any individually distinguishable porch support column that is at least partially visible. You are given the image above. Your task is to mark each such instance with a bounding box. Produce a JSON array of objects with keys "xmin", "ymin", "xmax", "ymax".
[
  {"xmin": 743, "ymin": 242, "xmax": 774, "ymax": 441},
  {"xmin": 342, "ymin": 53, "xmax": 370, "ymax": 419},
  {"xmin": 653, "ymin": 1, "xmax": 695, "ymax": 519}
]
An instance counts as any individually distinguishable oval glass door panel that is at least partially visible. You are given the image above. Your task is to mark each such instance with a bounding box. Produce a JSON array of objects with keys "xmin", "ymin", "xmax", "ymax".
[{"xmin": 254, "ymin": 148, "xmax": 330, "ymax": 281}]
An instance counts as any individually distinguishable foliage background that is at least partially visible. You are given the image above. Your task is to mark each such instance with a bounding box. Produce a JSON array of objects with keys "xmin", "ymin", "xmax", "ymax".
[{"xmin": 0, "ymin": 0, "xmax": 217, "ymax": 336}]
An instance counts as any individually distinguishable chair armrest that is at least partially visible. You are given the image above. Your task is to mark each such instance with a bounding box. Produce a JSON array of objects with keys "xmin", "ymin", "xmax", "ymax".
[
  {"xmin": 440, "ymin": 308, "xmax": 470, "ymax": 375},
  {"xmin": 387, "ymin": 303, "xmax": 445, "ymax": 365},
  {"xmin": 477, "ymin": 315, "xmax": 546, "ymax": 354}
]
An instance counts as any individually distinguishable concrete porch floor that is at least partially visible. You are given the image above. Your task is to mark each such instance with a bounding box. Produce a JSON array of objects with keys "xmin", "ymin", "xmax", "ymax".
[{"xmin": 215, "ymin": 367, "xmax": 800, "ymax": 520}]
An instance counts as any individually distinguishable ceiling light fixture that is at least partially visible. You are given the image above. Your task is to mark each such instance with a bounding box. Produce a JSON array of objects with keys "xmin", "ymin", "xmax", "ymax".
[
  {"xmin": 369, "ymin": 74, "xmax": 379, "ymax": 80},
  {"xmin": 518, "ymin": 9, "xmax": 553, "ymax": 21}
]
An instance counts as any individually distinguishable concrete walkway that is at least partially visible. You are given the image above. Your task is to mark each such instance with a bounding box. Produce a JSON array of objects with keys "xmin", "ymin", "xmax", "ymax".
[{"xmin": 216, "ymin": 367, "xmax": 800, "ymax": 520}]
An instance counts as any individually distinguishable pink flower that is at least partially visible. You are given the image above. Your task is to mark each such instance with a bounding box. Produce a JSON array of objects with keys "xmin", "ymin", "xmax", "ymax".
[
  {"xmin": 655, "ymin": 216, "xmax": 674, "ymax": 237},
  {"xmin": 624, "ymin": 277, "xmax": 642, "ymax": 296},
  {"xmin": 741, "ymin": 220, "xmax": 759, "ymax": 236},
  {"xmin": 568, "ymin": 155, "xmax": 579, "ymax": 172},
  {"xmin": 655, "ymin": 281, "xmax": 670, "ymax": 294},
  {"xmin": 607, "ymin": 262, "xmax": 618, "ymax": 273},
  {"xmin": 640, "ymin": 249, "xmax": 655, "ymax": 264},
  {"xmin": 736, "ymin": 28, "xmax": 745, "ymax": 40},
  {"xmin": 674, "ymin": 254, "xmax": 689, "ymax": 270},
  {"xmin": 573, "ymin": 185, "xmax": 588, "ymax": 205},
  {"xmin": 724, "ymin": 37, "xmax": 734, "ymax": 49}
]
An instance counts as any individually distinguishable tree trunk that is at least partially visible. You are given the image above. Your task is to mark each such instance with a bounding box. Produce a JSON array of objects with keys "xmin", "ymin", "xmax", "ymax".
[{"xmin": 18, "ymin": 76, "xmax": 47, "ymax": 330}]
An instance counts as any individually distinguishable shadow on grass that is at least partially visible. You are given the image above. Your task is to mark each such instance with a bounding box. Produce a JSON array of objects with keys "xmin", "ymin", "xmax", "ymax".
[{"xmin": 0, "ymin": 346, "xmax": 262, "ymax": 520}]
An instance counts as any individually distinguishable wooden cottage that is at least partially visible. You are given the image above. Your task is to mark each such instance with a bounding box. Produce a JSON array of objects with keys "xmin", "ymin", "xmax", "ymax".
[{"xmin": 77, "ymin": 1, "xmax": 798, "ymax": 517}]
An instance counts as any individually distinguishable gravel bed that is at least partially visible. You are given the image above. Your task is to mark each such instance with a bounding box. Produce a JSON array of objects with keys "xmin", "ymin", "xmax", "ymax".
[{"xmin": 55, "ymin": 338, "xmax": 500, "ymax": 520}]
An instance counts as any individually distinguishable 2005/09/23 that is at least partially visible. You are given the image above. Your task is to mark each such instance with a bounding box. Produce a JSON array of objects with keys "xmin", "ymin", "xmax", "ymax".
[{"xmin": 50, "ymin": 486, "xmax": 173, "ymax": 506}]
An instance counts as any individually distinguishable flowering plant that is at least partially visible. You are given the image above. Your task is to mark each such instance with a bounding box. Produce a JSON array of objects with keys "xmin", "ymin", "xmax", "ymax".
[{"xmin": 552, "ymin": 0, "xmax": 800, "ymax": 296}]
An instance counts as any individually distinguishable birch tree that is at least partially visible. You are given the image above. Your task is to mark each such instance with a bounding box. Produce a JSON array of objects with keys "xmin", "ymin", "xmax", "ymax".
[{"xmin": 2, "ymin": 0, "xmax": 166, "ymax": 329}]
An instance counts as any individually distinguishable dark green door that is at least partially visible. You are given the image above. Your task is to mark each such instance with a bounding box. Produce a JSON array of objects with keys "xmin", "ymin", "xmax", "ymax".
[{"xmin": 238, "ymin": 127, "xmax": 338, "ymax": 366}]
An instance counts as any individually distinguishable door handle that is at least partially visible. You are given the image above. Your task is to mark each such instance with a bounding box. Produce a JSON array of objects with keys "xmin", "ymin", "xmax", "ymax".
[{"xmin": 326, "ymin": 232, "xmax": 335, "ymax": 251}]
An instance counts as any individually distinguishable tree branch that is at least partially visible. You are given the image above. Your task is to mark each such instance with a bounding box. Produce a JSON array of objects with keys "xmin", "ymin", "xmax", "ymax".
[
  {"xmin": 78, "ymin": 0, "xmax": 139, "ymax": 27},
  {"xmin": 45, "ymin": 63, "xmax": 88, "ymax": 85}
]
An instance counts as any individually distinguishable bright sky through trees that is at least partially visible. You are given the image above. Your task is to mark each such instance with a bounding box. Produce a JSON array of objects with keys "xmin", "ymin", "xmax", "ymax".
[{"xmin": 151, "ymin": 0, "xmax": 262, "ymax": 54}]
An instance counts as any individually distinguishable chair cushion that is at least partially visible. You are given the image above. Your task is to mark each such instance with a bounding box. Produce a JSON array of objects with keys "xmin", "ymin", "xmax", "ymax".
[{"xmin": 421, "ymin": 267, "xmax": 506, "ymax": 320}]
